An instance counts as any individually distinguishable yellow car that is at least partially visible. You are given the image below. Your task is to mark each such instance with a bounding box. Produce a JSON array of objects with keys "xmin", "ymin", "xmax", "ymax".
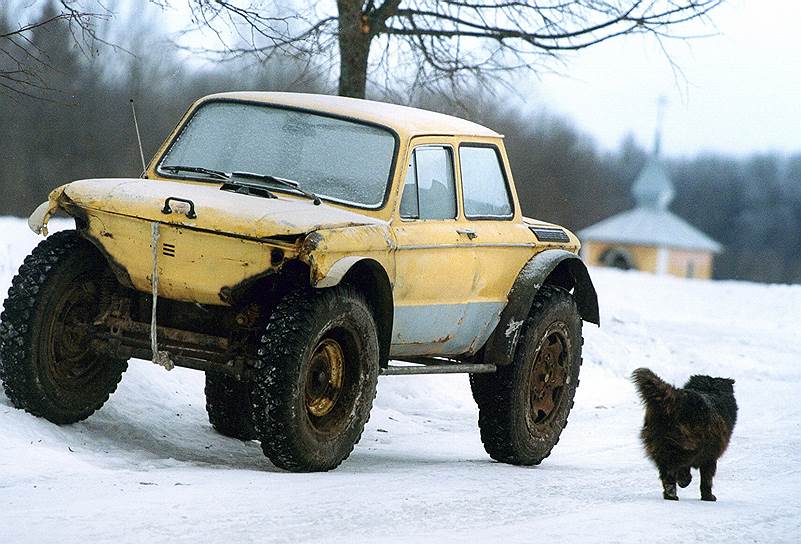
[{"xmin": 1, "ymin": 92, "xmax": 599, "ymax": 472}]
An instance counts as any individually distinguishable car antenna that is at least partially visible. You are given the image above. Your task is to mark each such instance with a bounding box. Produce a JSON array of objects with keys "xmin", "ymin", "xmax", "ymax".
[{"xmin": 130, "ymin": 98, "xmax": 147, "ymax": 177}]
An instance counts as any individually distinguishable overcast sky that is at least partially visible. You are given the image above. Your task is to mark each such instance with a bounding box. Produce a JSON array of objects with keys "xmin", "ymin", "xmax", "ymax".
[
  {"xmin": 161, "ymin": 1, "xmax": 800, "ymax": 158},
  {"xmin": 521, "ymin": 0, "xmax": 801, "ymax": 157}
]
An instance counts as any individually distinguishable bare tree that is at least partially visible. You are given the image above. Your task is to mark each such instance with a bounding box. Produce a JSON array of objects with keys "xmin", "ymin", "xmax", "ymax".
[
  {"xmin": 0, "ymin": 0, "xmax": 109, "ymax": 98},
  {"xmin": 174, "ymin": 0, "xmax": 723, "ymax": 99}
]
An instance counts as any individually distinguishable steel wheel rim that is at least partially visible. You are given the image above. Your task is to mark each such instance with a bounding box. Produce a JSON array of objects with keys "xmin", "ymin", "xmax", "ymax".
[
  {"xmin": 305, "ymin": 338, "xmax": 346, "ymax": 419},
  {"xmin": 528, "ymin": 324, "xmax": 569, "ymax": 426},
  {"xmin": 46, "ymin": 277, "xmax": 102, "ymax": 390}
]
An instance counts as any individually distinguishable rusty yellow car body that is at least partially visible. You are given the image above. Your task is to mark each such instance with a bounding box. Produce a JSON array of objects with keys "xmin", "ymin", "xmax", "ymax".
[
  {"xmin": 29, "ymin": 92, "xmax": 592, "ymax": 361},
  {"xmin": 9, "ymin": 91, "xmax": 602, "ymax": 471}
]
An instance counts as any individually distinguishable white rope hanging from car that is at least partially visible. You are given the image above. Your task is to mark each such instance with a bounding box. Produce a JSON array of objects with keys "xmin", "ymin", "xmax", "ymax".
[{"xmin": 150, "ymin": 222, "xmax": 175, "ymax": 370}]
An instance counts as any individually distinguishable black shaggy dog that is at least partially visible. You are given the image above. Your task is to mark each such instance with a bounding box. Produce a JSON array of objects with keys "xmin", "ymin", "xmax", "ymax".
[{"xmin": 631, "ymin": 368, "xmax": 737, "ymax": 501}]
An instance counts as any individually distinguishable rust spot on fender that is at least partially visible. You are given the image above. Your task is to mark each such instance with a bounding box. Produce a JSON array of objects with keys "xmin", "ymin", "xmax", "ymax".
[{"xmin": 300, "ymin": 231, "xmax": 325, "ymax": 255}]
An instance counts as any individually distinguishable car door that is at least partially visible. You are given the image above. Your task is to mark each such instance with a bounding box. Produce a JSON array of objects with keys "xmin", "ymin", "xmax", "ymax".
[
  {"xmin": 455, "ymin": 142, "xmax": 536, "ymax": 353},
  {"xmin": 390, "ymin": 138, "xmax": 478, "ymax": 357}
]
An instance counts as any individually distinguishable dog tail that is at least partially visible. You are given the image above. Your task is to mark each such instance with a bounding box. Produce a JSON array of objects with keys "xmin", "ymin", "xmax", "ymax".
[{"xmin": 631, "ymin": 368, "xmax": 677, "ymax": 407}]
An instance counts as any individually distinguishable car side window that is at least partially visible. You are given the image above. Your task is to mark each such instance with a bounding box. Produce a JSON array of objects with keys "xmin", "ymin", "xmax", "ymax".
[
  {"xmin": 459, "ymin": 145, "xmax": 513, "ymax": 219},
  {"xmin": 400, "ymin": 146, "xmax": 457, "ymax": 220}
]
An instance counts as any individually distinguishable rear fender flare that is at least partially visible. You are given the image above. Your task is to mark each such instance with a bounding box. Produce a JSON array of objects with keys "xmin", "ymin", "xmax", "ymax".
[{"xmin": 483, "ymin": 249, "xmax": 599, "ymax": 366}]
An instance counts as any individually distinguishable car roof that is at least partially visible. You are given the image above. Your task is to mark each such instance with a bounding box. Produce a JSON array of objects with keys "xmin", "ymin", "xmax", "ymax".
[{"xmin": 202, "ymin": 92, "xmax": 503, "ymax": 139}]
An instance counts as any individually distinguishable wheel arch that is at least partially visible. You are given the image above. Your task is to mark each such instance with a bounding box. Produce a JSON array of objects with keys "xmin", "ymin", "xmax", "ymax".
[
  {"xmin": 482, "ymin": 249, "xmax": 599, "ymax": 367},
  {"xmin": 317, "ymin": 256, "xmax": 393, "ymax": 367},
  {"xmin": 27, "ymin": 192, "xmax": 137, "ymax": 291}
]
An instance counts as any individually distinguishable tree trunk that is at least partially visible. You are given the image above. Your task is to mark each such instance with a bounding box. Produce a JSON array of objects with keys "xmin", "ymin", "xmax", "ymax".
[{"xmin": 337, "ymin": 0, "xmax": 372, "ymax": 98}]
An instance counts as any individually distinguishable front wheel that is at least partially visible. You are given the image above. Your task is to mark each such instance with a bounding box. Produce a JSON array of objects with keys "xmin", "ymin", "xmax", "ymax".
[
  {"xmin": 251, "ymin": 286, "xmax": 379, "ymax": 472},
  {"xmin": 471, "ymin": 284, "xmax": 582, "ymax": 465},
  {"xmin": 0, "ymin": 231, "xmax": 128, "ymax": 424},
  {"xmin": 205, "ymin": 371, "xmax": 257, "ymax": 440}
]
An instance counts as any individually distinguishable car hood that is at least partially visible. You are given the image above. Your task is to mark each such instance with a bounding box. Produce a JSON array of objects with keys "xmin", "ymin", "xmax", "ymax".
[{"xmin": 58, "ymin": 178, "xmax": 383, "ymax": 239}]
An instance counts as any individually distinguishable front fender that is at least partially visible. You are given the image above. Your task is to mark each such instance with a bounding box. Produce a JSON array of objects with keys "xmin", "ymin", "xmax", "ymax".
[
  {"xmin": 28, "ymin": 185, "xmax": 68, "ymax": 235},
  {"xmin": 483, "ymin": 249, "xmax": 599, "ymax": 366}
]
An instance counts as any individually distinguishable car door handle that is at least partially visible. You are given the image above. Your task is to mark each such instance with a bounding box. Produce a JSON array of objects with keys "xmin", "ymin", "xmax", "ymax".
[{"xmin": 457, "ymin": 228, "xmax": 478, "ymax": 240}]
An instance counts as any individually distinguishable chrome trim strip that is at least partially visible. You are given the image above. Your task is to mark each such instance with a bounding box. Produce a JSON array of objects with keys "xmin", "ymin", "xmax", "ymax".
[{"xmin": 396, "ymin": 242, "xmax": 536, "ymax": 250}]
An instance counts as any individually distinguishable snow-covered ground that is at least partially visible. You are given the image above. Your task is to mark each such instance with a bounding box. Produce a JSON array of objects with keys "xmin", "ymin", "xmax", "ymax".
[{"xmin": 1, "ymin": 216, "xmax": 799, "ymax": 543}]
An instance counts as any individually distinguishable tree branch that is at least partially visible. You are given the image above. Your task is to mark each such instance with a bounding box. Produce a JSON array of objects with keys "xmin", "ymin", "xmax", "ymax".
[{"xmin": 161, "ymin": 0, "xmax": 725, "ymax": 99}]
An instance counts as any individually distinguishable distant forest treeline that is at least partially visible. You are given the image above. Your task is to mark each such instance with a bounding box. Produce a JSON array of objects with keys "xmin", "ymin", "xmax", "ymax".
[{"xmin": 1, "ymin": 3, "xmax": 800, "ymax": 284}]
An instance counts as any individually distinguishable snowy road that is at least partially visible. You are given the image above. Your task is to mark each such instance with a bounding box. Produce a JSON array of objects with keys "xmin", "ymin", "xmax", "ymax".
[{"xmin": 1, "ymin": 217, "xmax": 799, "ymax": 543}]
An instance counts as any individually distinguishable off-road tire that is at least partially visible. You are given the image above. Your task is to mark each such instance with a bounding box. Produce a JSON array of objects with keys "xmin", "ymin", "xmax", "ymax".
[
  {"xmin": 0, "ymin": 230, "xmax": 128, "ymax": 424},
  {"xmin": 471, "ymin": 284, "xmax": 582, "ymax": 465},
  {"xmin": 204, "ymin": 371, "xmax": 257, "ymax": 440},
  {"xmin": 251, "ymin": 286, "xmax": 379, "ymax": 472}
]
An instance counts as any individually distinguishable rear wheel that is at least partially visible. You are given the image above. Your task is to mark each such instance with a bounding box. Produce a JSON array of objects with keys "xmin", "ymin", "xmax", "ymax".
[
  {"xmin": 251, "ymin": 286, "xmax": 379, "ymax": 472},
  {"xmin": 0, "ymin": 231, "xmax": 128, "ymax": 424},
  {"xmin": 471, "ymin": 285, "xmax": 582, "ymax": 465},
  {"xmin": 204, "ymin": 372, "xmax": 257, "ymax": 440}
]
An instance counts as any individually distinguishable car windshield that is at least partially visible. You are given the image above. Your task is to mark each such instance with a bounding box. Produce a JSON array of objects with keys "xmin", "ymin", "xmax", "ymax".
[{"xmin": 158, "ymin": 101, "xmax": 397, "ymax": 208}]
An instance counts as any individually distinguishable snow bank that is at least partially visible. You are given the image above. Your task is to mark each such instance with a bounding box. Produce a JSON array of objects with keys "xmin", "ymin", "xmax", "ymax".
[{"xmin": 1, "ymin": 217, "xmax": 799, "ymax": 543}]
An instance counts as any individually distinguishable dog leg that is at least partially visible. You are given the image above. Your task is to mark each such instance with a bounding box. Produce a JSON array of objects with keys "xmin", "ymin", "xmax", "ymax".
[
  {"xmin": 677, "ymin": 467, "xmax": 692, "ymax": 488},
  {"xmin": 659, "ymin": 467, "xmax": 679, "ymax": 501},
  {"xmin": 700, "ymin": 461, "xmax": 717, "ymax": 501}
]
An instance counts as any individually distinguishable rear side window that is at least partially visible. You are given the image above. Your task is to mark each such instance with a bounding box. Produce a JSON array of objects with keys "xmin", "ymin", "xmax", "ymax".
[
  {"xmin": 459, "ymin": 146, "xmax": 513, "ymax": 219},
  {"xmin": 400, "ymin": 146, "xmax": 457, "ymax": 220}
]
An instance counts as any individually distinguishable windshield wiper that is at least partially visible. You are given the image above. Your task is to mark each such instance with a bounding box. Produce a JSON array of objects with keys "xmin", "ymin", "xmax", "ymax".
[
  {"xmin": 160, "ymin": 166, "xmax": 323, "ymax": 206},
  {"xmin": 231, "ymin": 171, "xmax": 321, "ymax": 206},
  {"xmin": 161, "ymin": 165, "xmax": 230, "ymax": 181}
]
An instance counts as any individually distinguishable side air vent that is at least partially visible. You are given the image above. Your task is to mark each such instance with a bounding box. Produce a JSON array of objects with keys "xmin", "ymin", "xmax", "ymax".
[
  {"xmin": 162, "ymin": 243, "xmax": 176, "ymax": 258},
  {"xmin": 530, "ymin": 227, "xmax": 571, "ymax": 243}
]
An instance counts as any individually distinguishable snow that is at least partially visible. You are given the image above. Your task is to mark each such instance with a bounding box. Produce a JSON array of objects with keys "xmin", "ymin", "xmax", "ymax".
[{"xmin": 1, "ymin": 216, "xmax": 800, "ymax": 543}]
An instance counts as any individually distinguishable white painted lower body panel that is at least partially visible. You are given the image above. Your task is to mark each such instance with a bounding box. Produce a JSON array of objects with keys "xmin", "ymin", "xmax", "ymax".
[{"xmin": 389, "ymin": 301, "xmax": 505, "ymax": 357}]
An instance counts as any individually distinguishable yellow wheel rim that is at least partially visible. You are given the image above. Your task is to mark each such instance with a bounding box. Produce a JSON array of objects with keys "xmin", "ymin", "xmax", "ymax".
[{"xmin": 305, "ymin": 338, "xmax": 345, "ymax": 418}]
